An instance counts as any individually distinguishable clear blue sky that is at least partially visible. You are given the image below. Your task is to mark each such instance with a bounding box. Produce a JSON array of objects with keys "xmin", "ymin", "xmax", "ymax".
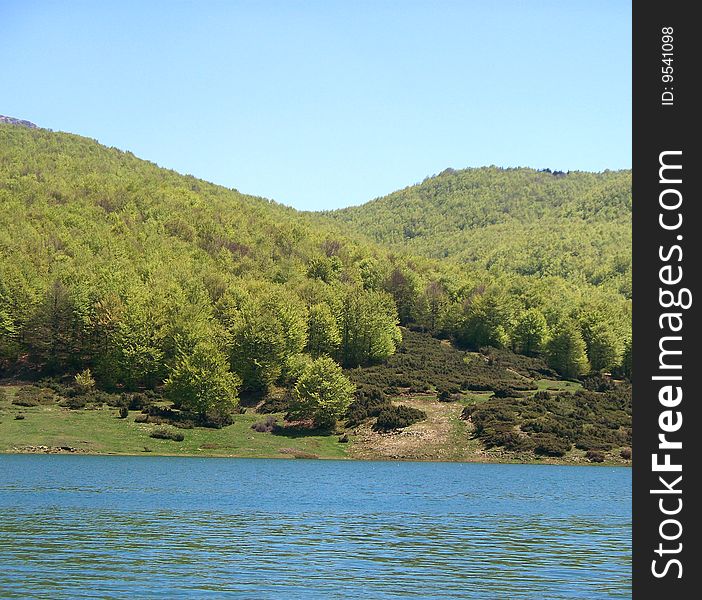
[{"xmin": 2, "ymin": 0, "xmax": 631, "ymax": 210}]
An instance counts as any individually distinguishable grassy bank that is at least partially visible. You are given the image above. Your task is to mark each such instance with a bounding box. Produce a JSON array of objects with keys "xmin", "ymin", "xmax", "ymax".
[
  {"xmin": 0, "ymin": 384, "xmax": 346, "ymax": 459},
  {"xmin": 1, "ymin": 383, "xmax": 630, "ymax": 466}
]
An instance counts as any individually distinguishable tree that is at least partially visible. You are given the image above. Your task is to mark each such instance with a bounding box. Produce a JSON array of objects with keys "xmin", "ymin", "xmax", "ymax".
[
  {"xmin": 306, "ymin": 256, "xmax": 341, "ymax": 283},
  {"xmin": 24, "ymin": 280, "xmax": 85, "ymax": 374},
  {"xmin": 226, "ymin": 288, "xmax": 308, "ymax": 392},
  {"xmin": 307, "ymin": 303, "xmax": 341, "ymax": 357},
  {"xmin": 512, "ymin": 308, "xmax": 548, "ymax": 356},
  {"xmin": 385, "ymin": 265, "xmax": 422, "ymax": 325},
  {"xmin": 585, "ymin": 323, "xmax": 620, "ymax": 372},
  {"xmin": 165, "ymin": 341, "xmax": 240, "ymax": 418},
  {"xmin": 74, "ymin": 368, "xmax": 95, "ymax": 393},
  {"xmin": 357, "ymin": 257, "xmax": 383, "ymax": 291},
  {"xmin": 423, "ymin": 280, "xmax": 448, "ymax": 333},
  {"xmin": 337, "ymin": 286, "xmax": 401, "ymax": 366},
  {"xmin": 289, "ymin": 356, "xmax": 355, "ymax": 429},
  {"xmin": 455, "ymin": 286, "xmax": 514, "ymax": 349},
  {"xmin": 546, "ymin": 321, "xmax": 590, "ymax": 378}
]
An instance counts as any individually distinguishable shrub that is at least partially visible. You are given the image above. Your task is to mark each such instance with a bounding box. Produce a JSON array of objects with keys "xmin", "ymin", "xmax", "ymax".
[
  {"xmin": 460, "ymin": 405, "xmax": 474, "ymax": 420},
  {"xmin": 199, "ymin": 410, "xmax": 235, "ymax": 429},
  {"xmin": 119, "ymin": 406, "xmax": 129, "ymax": 419},
  {"xmin": 125, "ymin": 392, "xmax": 153, "ymax": 411},
  {"xmin": 581, "ymin": 374, "xmax": 616, "ymax": 392},
  {"xmin": 532, "ymin": 434, "xmax": 571, "ymax": 457},
  {"xmin": 586, "ymin": 450, "xmax": 606, "ymax": 463},
  {"xmin": 257, "ymin": 391, "xmax": 293, "ymax": 414},
  {"xmin": 12, "ymin": 386, "xmax": 55, "ymax": 406},
  {"xmin": 12, "ymin": 397, "xmax": 38, "ymax": 407},
  {"xmin": 59, "ymin": 396, "xmax": 87, "ymax": 409},
  {"xmin": 373, "ymin": 405, "xmax": 426, "ymax": 431},
  {"xmin": 74, "ymin": 369, "xmax": 96, "ymax": 393},
  {"xmin": 620, "ymin": 447, "xmax": 632, "ymax": 460},
  {"xmin": 345, "ymin": 388, "xmax": 390, "ymax": 426},
  {"xmin": 150, "ymin": 427, "xmax": 185, "ymax": 442},
  {"xmin": 251, "ymin": 415, "xmax": 278, "ymax": 433},
  {"xmin": 492, "ymin": 386, "xmax": 523, "ymax": 399}
]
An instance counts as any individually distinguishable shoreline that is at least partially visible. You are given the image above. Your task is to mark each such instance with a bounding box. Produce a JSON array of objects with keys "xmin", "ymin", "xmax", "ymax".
[{"xmin": 1, "ymin": 448, "xmax": 631, "ymax": 467}]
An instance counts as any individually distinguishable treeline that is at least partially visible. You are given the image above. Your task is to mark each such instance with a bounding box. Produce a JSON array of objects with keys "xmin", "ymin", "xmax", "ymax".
[
  {"xmin": 0, "ymin": 125, "xmax": 631, "ymax": 427},
  {"xmin": 328, "ymin": 166, "xmax": 632, "ymax": 298}
]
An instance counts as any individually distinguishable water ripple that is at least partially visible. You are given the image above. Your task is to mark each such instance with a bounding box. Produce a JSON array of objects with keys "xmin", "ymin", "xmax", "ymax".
[{"xmin": 0, "ymin": 456, "xmax": 631, "ymax": 599}]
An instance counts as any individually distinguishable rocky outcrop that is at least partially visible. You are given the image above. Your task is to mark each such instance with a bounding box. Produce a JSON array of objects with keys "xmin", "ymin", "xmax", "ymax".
[{"xmin": 0, "ymin": 115, "xmax": 39, "ymax": 128}]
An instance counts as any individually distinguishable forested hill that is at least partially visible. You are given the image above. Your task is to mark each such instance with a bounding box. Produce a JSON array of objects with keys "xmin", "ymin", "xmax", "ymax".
[
  {"xmin": 1, "ymin": 123, "xmax": 630, "ymax": 438},
  {"xmin": 328, "ymin": 167, "xmax": 632, "ymax": 298}
]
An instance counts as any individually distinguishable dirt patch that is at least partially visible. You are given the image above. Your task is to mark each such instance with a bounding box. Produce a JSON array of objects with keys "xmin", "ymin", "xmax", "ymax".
[{"xmin": 349, "ymin": 396, "xmax": 483, "ymax": 461}]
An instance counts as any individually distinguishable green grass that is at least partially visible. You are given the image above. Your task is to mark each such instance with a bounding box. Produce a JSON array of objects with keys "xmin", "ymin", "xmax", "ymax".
[
  {"xmin": 458, "ymin": 391, "xmax": 494, "ymax": 405},
  {"xmin": 0, "ymin": 386, "xmax": 348, "ymax": 459},
  {"xmin": 533, "ymin": 378, "xmax": 582, "ymax": 393}
]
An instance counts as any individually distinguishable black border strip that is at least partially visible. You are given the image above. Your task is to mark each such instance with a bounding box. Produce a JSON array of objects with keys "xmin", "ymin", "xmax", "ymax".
[{"xmin": 633, "ymin": 2, "xmax": 699, "ymax": 596}]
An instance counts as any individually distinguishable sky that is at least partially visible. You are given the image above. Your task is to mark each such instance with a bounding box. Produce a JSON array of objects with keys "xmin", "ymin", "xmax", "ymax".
[{"xmin": 1, "ymin": 0, "xmax": 631, "ymax": 211}]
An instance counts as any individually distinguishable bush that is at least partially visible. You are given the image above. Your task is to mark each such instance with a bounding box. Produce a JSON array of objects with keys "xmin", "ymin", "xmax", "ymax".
[
  {"xmin": 59, "ymin": 396, "xmax": 87, "ymax": 409},
  {"xmin": 125, "ymin": 392, "xmax": 153, "ymax": 411},
  {"xmin": 251, "ymin": 416, "xmax": 278, "ymax": 433},
  {"xmin": 532, "ymin": 434, "xmax": 571, "ymax": 457},
  {"xmin": 582, "ymin": 374, "xmax": 616, "ymax": 392},
  {"xmin": 586, "ymin": 450, "xmax": 606, "ymax": 463},
  {"xmin": 345, "ymin": 388, "xmax": 390, "ymax": 426},
  {"xmin": 150, "ymin": 427, "xmax": 185, "ymax": 442},
  {"xmin": 199, "ymin": 410, "xmax": 235, "ymax": 429},
  {"xmin": 12, "ymin": 397, "xmax": 38, "ymax": 407},
  {"xmin": 119, "ymin": 406, "xmax": 129, "ymax": 419},
  {"xmin": 142, "ymin": 406, "xmax": 196, "ymax": 429},
  {"xmin": 257, "ymin": 391, "xmax": 292, "ymax": 414},
  {"xmin": 373, "ymin": 405, "xmax": 426, "ymax": 431},
  {"xmin": 491, "ymin": 386, "xmax": 523, "ymax": 399},
  {"xmin": 620, "ymin": 447, "xmax": 632, "ymax": 460},
  {"xmin": 74, "ymin": 369, "xmax": 96, "ymax": 393},
  {"xmin": 12, "ymin": 386, "xmax": 55, "ymax": 406}
]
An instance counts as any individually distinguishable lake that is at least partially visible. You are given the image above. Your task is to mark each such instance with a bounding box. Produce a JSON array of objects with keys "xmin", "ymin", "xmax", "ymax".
[{"xmin": 0, "ymin": 456, "xmax": 631, "ymax": 599}]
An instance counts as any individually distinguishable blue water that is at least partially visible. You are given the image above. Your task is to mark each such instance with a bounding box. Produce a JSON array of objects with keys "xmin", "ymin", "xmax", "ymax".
[{"xmin": 0, "ymin": 456, "xmax": 631, "ymax": 599}]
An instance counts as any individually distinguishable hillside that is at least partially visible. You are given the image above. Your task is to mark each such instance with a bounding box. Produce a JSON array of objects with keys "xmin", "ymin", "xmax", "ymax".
[
  {"xmin": 0, "ymin": 123, "xmax": 631, "ymax": 463},
  {"xmin": 328, "ymin": 167, "xmax": 632, "ymax": 298}
]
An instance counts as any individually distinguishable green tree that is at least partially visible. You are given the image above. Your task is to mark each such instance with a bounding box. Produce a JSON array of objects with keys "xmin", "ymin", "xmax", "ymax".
[
  {"xmin": 24, "ymin": 280, "xmax": 85, "ymax": 374},
  {"xmin": 512, "ymin": 308, "xmax": 548, "ymax": 356},
  {"xmin": 585, "ymin": 323, "xmax": 620, "ymax": 372},
  {"xmin": 226, "ymin": 288, "xmax": 308, "ymax": 392},
  {"xmin": 307, "ymin": 303, "xmax": 341, "ymax": 357},
  {"xmin": 165, "ymin": 341, "xmax": 240, "ymax": 418},
  {"xmin": 306, "ymin": 256, "xmax": 341, "ymax": 283},
  {"xmin": 337, "ymin": 286, "xmax": 401, "ymax": 366},
  {"xmin": 289, "ymin": 356, "xmax": 355, "ymax": 429},
  {"xmin": 385, "ymin": 265, "xmax": 422, "ymax": 325},
  {"xmin": 546, "ymin": 321, "xmax": 590, "ymax": 378},
  {"xmin": 455, "ymin": 286, "xmax": 514, "ymax": 349}
]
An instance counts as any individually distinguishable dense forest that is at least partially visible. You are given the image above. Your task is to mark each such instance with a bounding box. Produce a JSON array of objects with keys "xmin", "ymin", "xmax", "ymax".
[
  {"xmin": 327, "ymin": 166, "xmax": 632, "ymax": 298},
  {"xmin": 0, "ymin": 123, "xmax": 631, "ymax": 457}
]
